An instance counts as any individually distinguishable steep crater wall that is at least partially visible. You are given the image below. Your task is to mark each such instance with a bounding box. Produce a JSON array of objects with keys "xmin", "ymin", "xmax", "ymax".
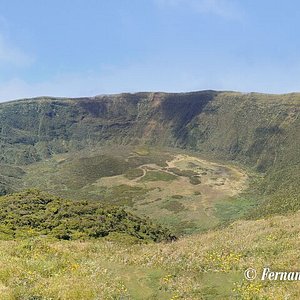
[{"xmin": 0, "ymin": 91, "xmax": 299, "ymax": 213}]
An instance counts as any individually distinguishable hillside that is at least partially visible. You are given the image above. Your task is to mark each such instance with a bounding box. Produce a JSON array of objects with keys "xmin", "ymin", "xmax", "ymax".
[
  {"xmin": 0, "ymin": 91, "xmax": 299, "ymax": 218},
  {"xmin": 1, "ymin": 207, "xmax": 300, "ymax": 299},
  {"xmin": 0, "ymin": 91, "xmax": 299, "ymax": 299},
  {"xmin": 0, "ymin": 190, "xmax": 175, "ymax": 242}
]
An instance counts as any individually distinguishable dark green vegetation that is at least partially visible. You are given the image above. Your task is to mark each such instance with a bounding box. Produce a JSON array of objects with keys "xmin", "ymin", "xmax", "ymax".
[
  {"xmin": 21, "ymin": 149, "xmax": 171, "ymax": 203},
  {"xmin": 0, "ymin": 189, "xmax": 175, "ymax": 242},
  {"xmin": 167, "ymin": 167, "xmax": 201, "ymax": 185},
  {"xmin": 139, "ymin": 170, "xmax": 177, "ymax": 182},
  {"xmin": 0, "ymin": 91, "xmax": 299, "ymax": 221}
]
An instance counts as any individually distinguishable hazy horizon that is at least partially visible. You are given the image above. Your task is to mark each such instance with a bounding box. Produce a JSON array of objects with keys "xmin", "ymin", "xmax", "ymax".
[{"xmin": 1, "ymin": 0, "xmax": 300, "ymax": 102}]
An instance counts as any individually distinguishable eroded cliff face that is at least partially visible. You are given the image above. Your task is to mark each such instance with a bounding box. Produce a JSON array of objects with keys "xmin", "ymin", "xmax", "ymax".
[
  {"xmin": 0, "ymin": 91, "xmax": 216, "ymax": 164},
  {"xmin": 0, "ymin": 91, "xmax": 299, "ymax": 205},
  {"xmin": 0, "ymin": 91, "xmax": 298, "ymax": 171}
]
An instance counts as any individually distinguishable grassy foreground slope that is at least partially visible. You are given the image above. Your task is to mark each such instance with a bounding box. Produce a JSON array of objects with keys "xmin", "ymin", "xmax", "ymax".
[{"xmin": 1, "ymin": 210, "xmax": 300, "ymax": 299}]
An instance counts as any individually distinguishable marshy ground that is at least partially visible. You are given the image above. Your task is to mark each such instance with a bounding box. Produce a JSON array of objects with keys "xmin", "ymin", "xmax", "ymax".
[{"xmin": 22, "ymin": 147, "xmax": 249, "ymax": 234}]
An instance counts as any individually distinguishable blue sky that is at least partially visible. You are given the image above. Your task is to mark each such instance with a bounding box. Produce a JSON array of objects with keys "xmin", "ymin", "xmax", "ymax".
[{"xmin": 0, "ymin": 0, "xmax": 300, "ymax": 101}]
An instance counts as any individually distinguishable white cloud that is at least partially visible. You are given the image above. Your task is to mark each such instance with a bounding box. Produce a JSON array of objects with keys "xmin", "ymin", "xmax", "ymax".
[
  {"xmin": 0, "ymin": 33, "xmax": 34, "ymax": 67},
  {"xmin": 154, "ymin": 0, "xmax": 242, "ymax": 20}
]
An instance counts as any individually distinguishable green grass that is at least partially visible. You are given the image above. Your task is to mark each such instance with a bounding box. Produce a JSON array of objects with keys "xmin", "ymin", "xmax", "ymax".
[
  {"xmin": 140, "ymin": 170, "xmax": 177, "ymax": 182},
  {"xmin": 101, "ymin": 184, "xmax": 150, "ymax": 206},
  {"xmin": 167, "ymin": 167, "xmax": 198, "ymax": 177},
  {"xmin": 62, "ymin": 154, "xmax": 132, "ymax": 189},
  {"xmin": 0, "ymin": 209, "xmax": 300, "ymax": 299},
  {"xmin": 215, "ymin": 196, "xmax": 260, "ymax": 223},
  {"xmin": 161, "ymin": 199, "xmax": 186, "ymax": 213},
  {"xmin": 124, "ymin": 168, "xmax": 144, "ymax": 180}
]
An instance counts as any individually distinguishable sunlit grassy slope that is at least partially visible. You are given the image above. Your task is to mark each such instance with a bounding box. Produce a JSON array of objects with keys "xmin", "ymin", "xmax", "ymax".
[{"xmin": 1, "ymin": 210, "xmax": 300, "ymax": 299}]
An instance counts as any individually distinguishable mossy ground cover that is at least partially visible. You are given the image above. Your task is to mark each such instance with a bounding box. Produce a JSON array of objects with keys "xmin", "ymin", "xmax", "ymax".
[
  {"xmin": 0, "ymin": 190, "xmax": 175, "ymax": 242},
  {"xmin": 139, "ymin": 170, "xmax": 177, "ymax": 182}
]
